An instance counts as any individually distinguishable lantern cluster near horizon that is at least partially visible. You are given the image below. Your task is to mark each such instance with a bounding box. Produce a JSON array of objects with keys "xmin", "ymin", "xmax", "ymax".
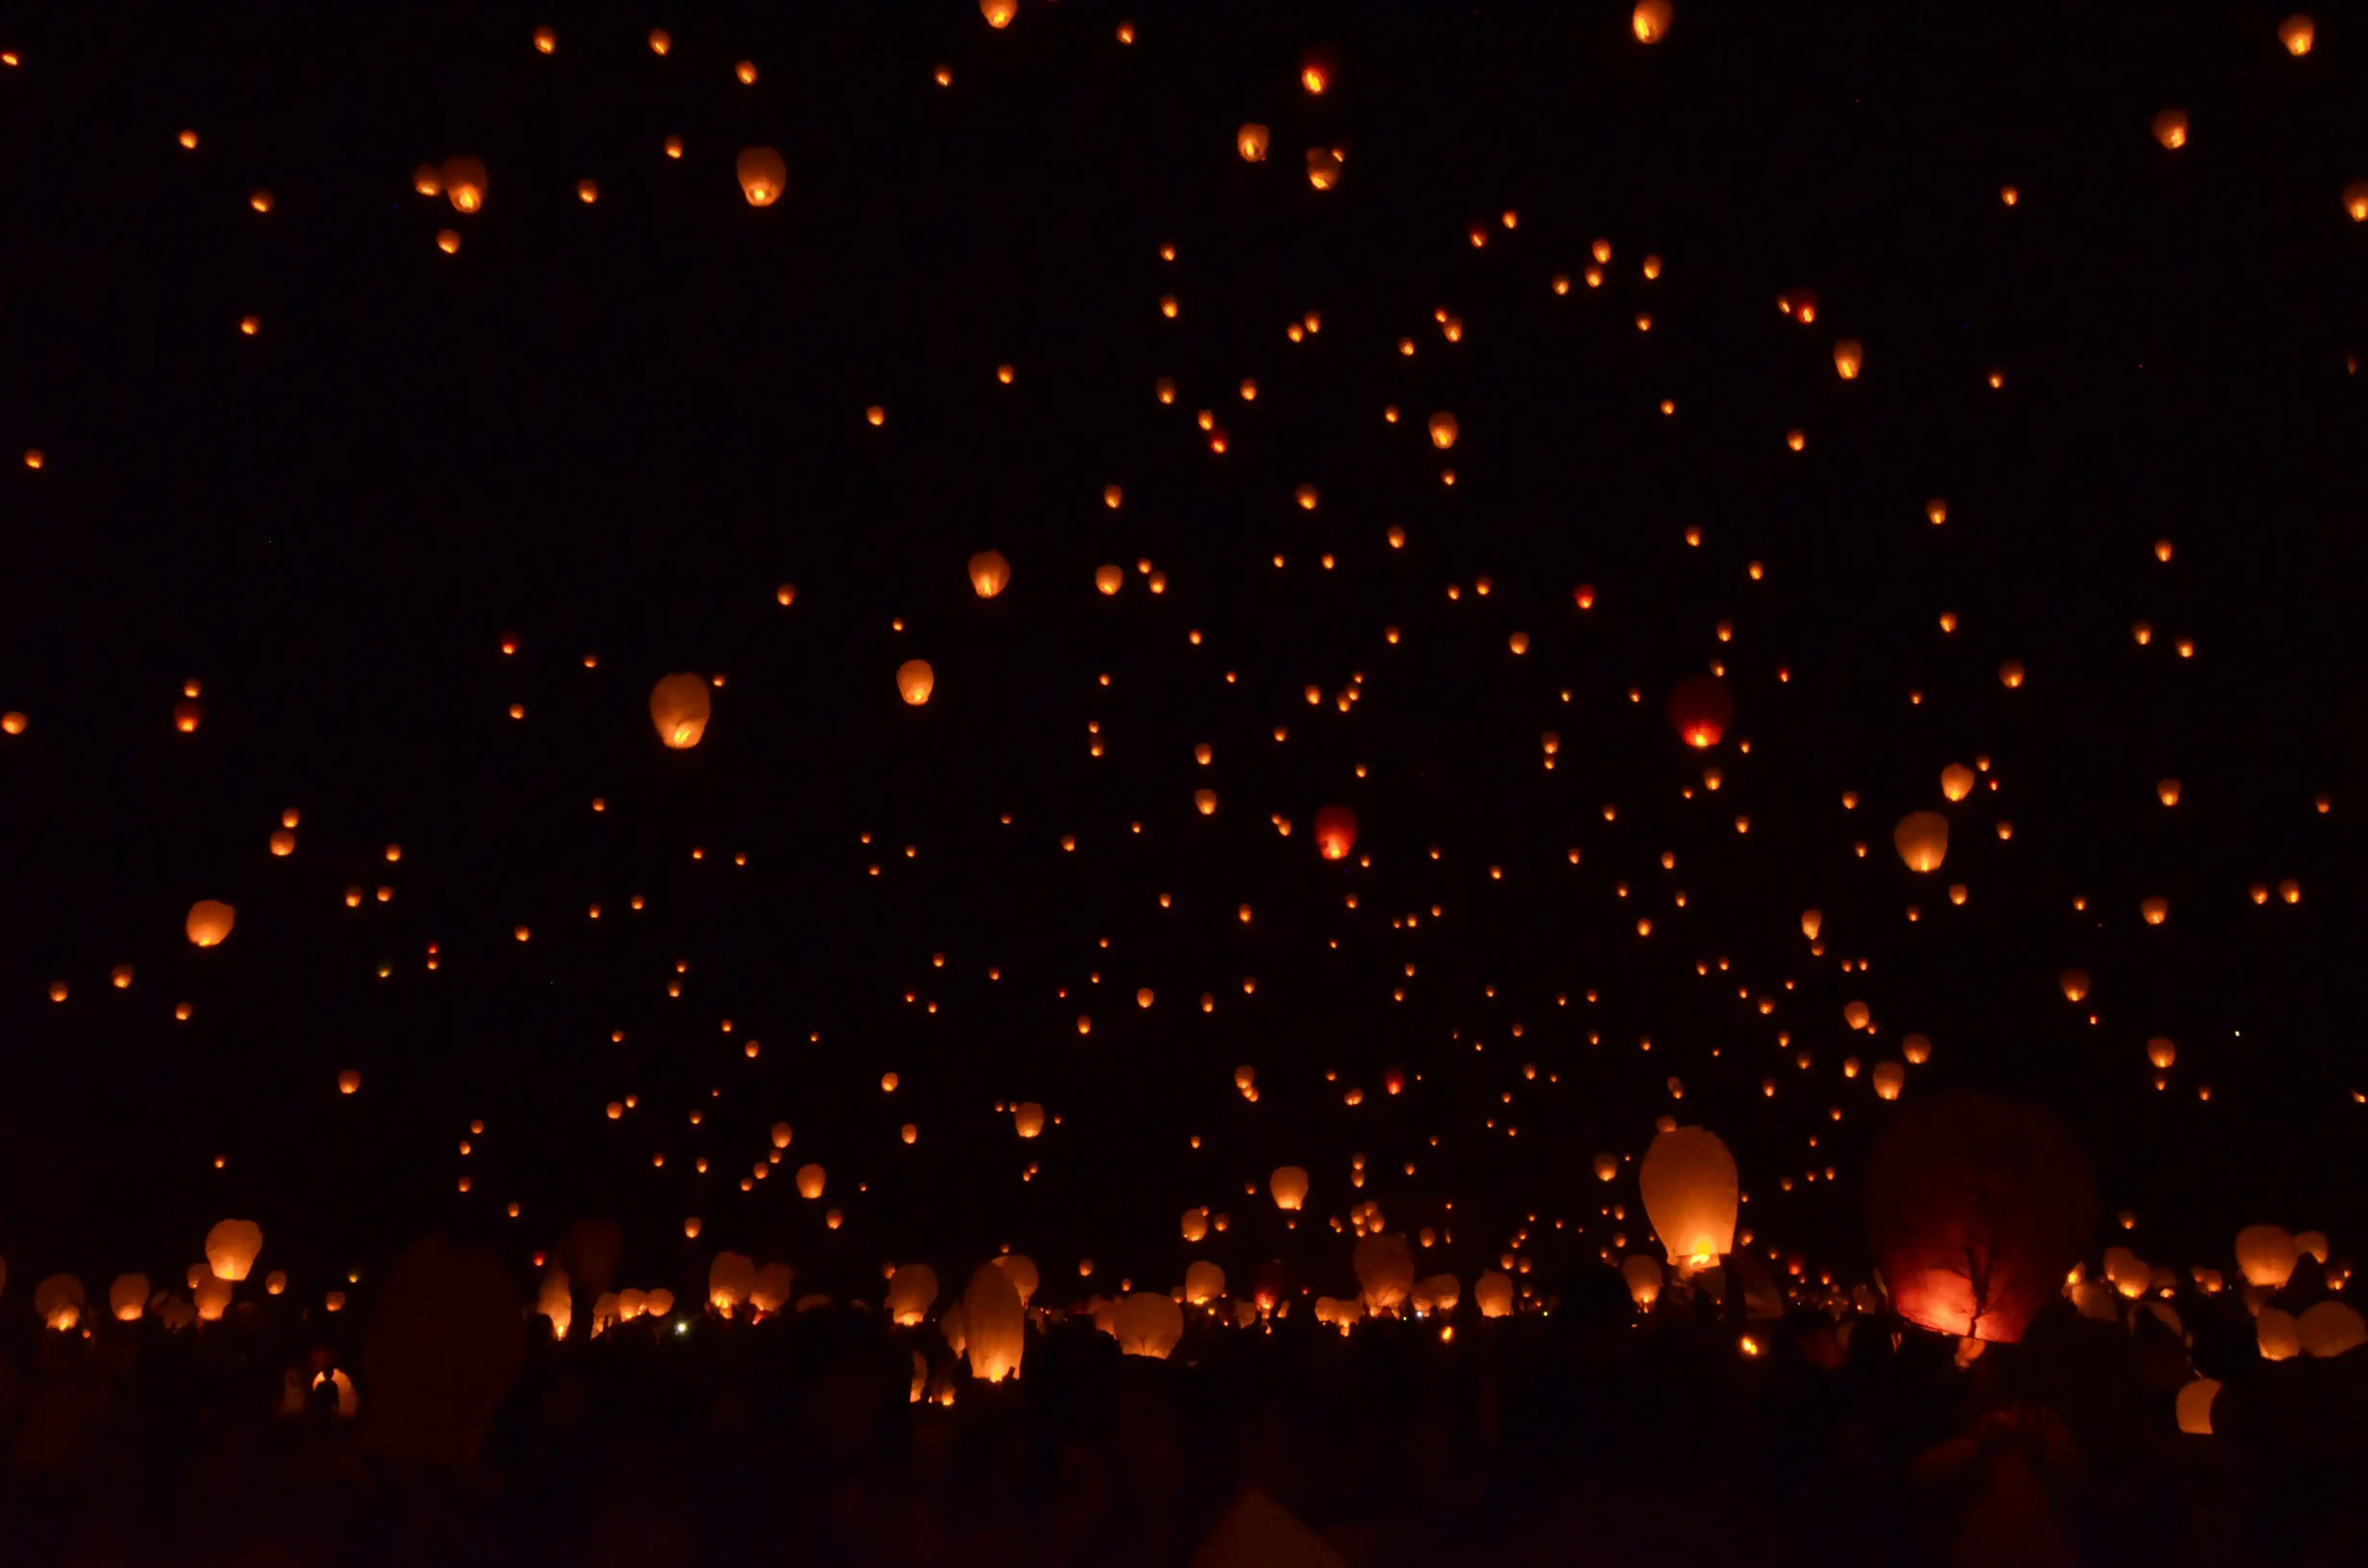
[{"xmin": 1, "ymin": 3, "xmax": 2357, "ymax": 1424}]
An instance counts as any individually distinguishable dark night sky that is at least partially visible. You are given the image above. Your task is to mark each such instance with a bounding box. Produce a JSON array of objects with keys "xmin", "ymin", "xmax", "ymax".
[{"xmin": 0, "ymin": 3, "xmax": 2360, "ymax": 1308}]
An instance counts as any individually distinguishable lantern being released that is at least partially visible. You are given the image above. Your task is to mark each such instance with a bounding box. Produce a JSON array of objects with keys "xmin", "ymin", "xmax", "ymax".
[
  {"xmin": 1639, "ymin": 1125, "xmax": 1737, "ymax": 1263},
  {"xmin": 1865, "ymin": 1090, "xmax": 2097, "ymax": 1343},
  {"xmin": 1666, "ymin": 674, "xmax": 1733, "ymax": 748},
  {"xmin": 1314, "ymin": 805, "xmax": 1357, "ymax": 861},
  {"xmin": 650, "ymin": 674, "xmax": 711, "ymax": 749}
]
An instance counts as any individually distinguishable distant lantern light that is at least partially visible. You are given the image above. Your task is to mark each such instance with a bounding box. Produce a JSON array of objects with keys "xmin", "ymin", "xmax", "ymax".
[
  {"xmin": 896, "ymin": 660, "xmax": 935, "ymax": 706},
  {"xmin": 1237, "ymin": 123, "xmax": 1269, "ymax": 162},
  {"xmin": 2152, "ymin": 109, "xmax": 2189, "ymax": 150},
  {"xmin": 1632, "ymin": 0, "xmax": 1673, "ymax": 44}
]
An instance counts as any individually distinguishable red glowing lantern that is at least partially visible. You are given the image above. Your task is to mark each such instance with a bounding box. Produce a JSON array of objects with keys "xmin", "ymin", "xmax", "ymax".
[
  {"xmin": 1314, "ymin": 805, "xmax": 1357, "ymax": 860},
  {"xmin": 1865, "ymin": 1090, "xmax": 2097, "ymax": 1344},
  {"xmin": 1383, "ymin": 1067, "xmax": 1404, "ymax": 1095},
  {"xmin": 1666, "ymin": 675, "xmax": 1733, "ymax": 749}
]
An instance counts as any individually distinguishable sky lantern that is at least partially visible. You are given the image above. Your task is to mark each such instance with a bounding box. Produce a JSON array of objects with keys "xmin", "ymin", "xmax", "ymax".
[
  {"xmin": 796, "ymin": 1164, "xmax": 826, "ymax": 1199},
  {"xmin": 1865, "ymin": 1090, "xmax": 2096, "ymax": 1343},
  {"xmin": 1270, "ymin": 1165, "xmax": 1309, "ymax": 1210},
  {"xmin": 35, "ymin": 1275, "xmax": 85, "ymax": 1332},
  {"xmin": 2234, "ymin": 1224, "xmax": 2298, "ymax": 1288},
  {"xmin": 897, "ymin": 660, "xmax": 935, "ymax": 706},
  {"xmin": 1185, "ymin": 1260, "xmax": 1225, "ymax": 1306},
  {"xmin": 2152, "ymin": 109, "xmax": 2188, "ymax": 149},
  {"xmin": 1427, "ymin": 411, "xmax": 1459, "ymax": 449},
  {"xmin": 968, "ymin": 550, "xmax": 1010, "ymax": 598},
  {"xmin": 993, "ymin": 1254, "xmax": 1039, "ymax": 1306},
  {"xmin": 185, "ymin": 899, "xmax": 238, "ymax": 948},
  {"xmin": 1475, "ymin": 1271, "xmax": 1514, "ymax": 1318},
  {"xmin": 2176, "ymin": 1378, "xmax": 2220, "ymax": 1435},
  {"xmin": 1306, "ymin": 148, "xmax": 1342, "ymax": 190},
  {"xmin": 650, "ymin": 674, "xmax": 711, "ymax": 749},
  {"xmin": 1940, "ymin": 763, "xmax": 1974, "ymax": 802},
  {"xmin": 1666, "ymin": 674, "xmax": 1733, "ymax": 748},
  {"xmin": 709, "ymin": 1253, "xmax": 755, "ymax": 1315},
  {"xmin": 962, "ymin": 1262, "xmax": 1025, "ymax": 1380},
  {"xmin": 2344, "ymin": 181, "xmax": 2368, "ymax": 222},
  {"xmin": 1833, "ymin": 339, "xmax": 1864, "ymax": 379},
  {"xmin": 1182, "ymin": 1208, "xmax": 1210, "ymax": 1242},
  {"xmin": 736, "ymin": 146, "xmax": 786, "ymax": 207},
  {"xmin": 1353, "ymin": 1234, "xmax": 1415, "ymax": 1315},
  {"xmin": 1237, "ymin": 123, "xmax": 1269, "ymax": 162},
  {"xmin": 1872, "ymin": 1062, "xmax": 1906, "ymax": 1101},
  {"xmin": 1893, "ymin": 810, "xmax": 1948, "ymax": 872},
  {"xmin": 2299, "ymin": 1300, "xmax": 2367, "ymax": 1358},
  {"xmin": 2058, "ymin": 969, "xmax": 2090, "ymax": 1003},
  {"xmin": 205, "ymin": 1219, "xmax": 263, "ymax": 1281},
  {"xmin": 981, "ymin": 0, "xmax": 1016, "ymax": 27},
  {"xmin": 2280, "ymin": 14, "xmax": 2315, "ymax": 55},
  {"xmin": 1621, "ymin": 1254, "xmax": 1664, "ymax": 1308},
  {"xmin": 110, "ymin": 1273, "xmax": 150, "ymax": 1321},
  {"xmin": 1632, "ymin": 0, "xmax": 1673, "ymax": 43},
  {"xmin": 887, "ymin": 1263, "xmax": 938, "ymax": 1325},
  {"xmin": 1314, "ymin": 805, "xmax": 1357, "ymax": 860},
  {"xmin": 1013, "ymin": 1102, "xmax": 1045, "ymax": 1138},
  {"xmin": 1095, "ymin": 564, "xmax": 1123, "ymax": 595},
  {"xmin": 1592, "ymin": 1152, "xmax": 1619, "ymax": 1182},
  {"xmin": 440, "ymin": 157, "xmax": 487, "ymax": 213},
  {"xmin": 1111, "ymin": 1292, "xmax": 1184, "ymax": 1358},
  {"xmin": 1639, "ymin": 1126, "xmax": 1737, "ymax": 1264}
]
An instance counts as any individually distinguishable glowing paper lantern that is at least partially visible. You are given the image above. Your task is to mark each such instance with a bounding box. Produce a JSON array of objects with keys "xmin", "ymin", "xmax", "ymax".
[
  {"xmin": 736, "ymin": 146, "xmax": 787, "ymax": 207},
  {"xmin": 1622, "ymin": 1254, "xmax": 1665, "ymax": 1308},
  {"xmin": 796, "ymin": 1164, "xmax": 826, "ymax": 1200},
  {"xmin": 186, "ymin": 900, "xmax": 237, "ymax": 947},
  {"xmin": 897, "ymin": 660, "xmax": 935, "ymax": 706},
  {"xmin": 1833, "ymin": 339, "xmax": 1864, "ymax": 379},
  {"xmin": 205, "ymin": 1219, "xmax": 263, "ymax": 1282},
  {"xmin": 441, "ymin": 157, "xmax": 488, "ymax": 213},
  {"xmin": 1184, "ymin": 1260, "xmax": 1225, "ymax": 1305},
  {"xmin": 1270, "ymin": 1166, "xmax": 1310, "ymax": 1211},
  {"xmin": 1110, "ymin": 1292, "xmax": 1184, "ymax": 1358},
  {"xmin": 1632, "ymin": 0, "xmax": 1673, "ymax": 44},
  {"xmin": 1475, "ymin": 1271, "xmax": 1513, "ymax": 1318},
  {"xmin": 650, "ymin": 674, "xmax": 711, "ymax": 749},
  {"xmin": 1353, "ymin": 1234, "xmax": 1415, "ymax": 1315},
  {"xmin": 962, "ymin": 1262, "xmax": 1025, "ymax": 1380},
  {"xmin": 1864, "ymin": 1090, "xmax": 2096, "ymax": 1343},
  {"xmin": 2176, "ymin": 1377, "xmax": 2220, "ymax": 1434},
  {"xmin": 1666, "ymin": 675, "xmax": 1733, "ymax": 748},
  {"xmin": 1893, "ymin": 811, "xmax": 1949, "ymax": 872},
  {"xmin": 2234, "ymin": 1225, "xmax": 2298, "ymax": 1289},
  {"xmin": 1013, "ymin": 1102, "xmax": 1045, "ymax": 1138},
  {"xmin": 1427, "ymin": 412, "xmax": 1459, "ymax": 450},
  {"xmin": 2152, "ymin": 109, "xmax": 2189, "ymax": 150},
  {"xmin": 1639, "ymin": 1126, "xmax": 1738, "ymax": 1263},
  {"xmin": 1237, "ymin": 123, "xmax": 1270, "ymax": 162},
  {"xmin": 708, "ymin": 1252, "xmax": 756, "ymax": 1314},
  {"xmin": 968, "ymin": 550, "xmax": 1010, "ymax": 598},
  {"xmin": 2299, "ymin": 1300, "xmax": 2367, "ymax": 1358},
  {"xmin": 110, "ymin": 1274, "xmax": 150, "ymax": 1322},
  {"xmin": 887, "ymin": 1264, "xmax": 939, "ymax": 1326},
  {"xmin": 1940, "ymin": 764, "xmax": 1975, "ymax": 802},
  {"xmin": 1314, "ymin": 805, "xmax": 1357, "ymax": 861}
]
